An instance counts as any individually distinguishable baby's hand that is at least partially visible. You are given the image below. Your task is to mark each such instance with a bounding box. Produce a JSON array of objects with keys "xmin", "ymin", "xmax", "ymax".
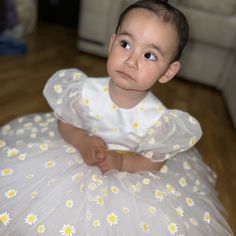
[
  {"xmin": 97, "ymin": 151, "xmax": 123, "ymax": 174},
  {"xmin": 79, "ymin": 134, "xmax": 107, "ymax": 166}
]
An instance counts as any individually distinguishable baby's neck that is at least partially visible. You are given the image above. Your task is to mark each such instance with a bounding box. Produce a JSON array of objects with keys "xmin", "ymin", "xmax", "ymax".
[{"xmin": 109, "ymin": 80, "xmax": 148, "ymax": 109}]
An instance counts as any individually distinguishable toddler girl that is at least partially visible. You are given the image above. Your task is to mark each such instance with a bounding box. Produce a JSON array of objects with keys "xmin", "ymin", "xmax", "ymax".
[{"xmin": 0, "ymin": 0, "xmax": 234, "ymax": 235}]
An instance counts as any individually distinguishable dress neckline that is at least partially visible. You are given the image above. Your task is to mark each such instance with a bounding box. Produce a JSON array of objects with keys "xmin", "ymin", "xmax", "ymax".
[{"xmin": 107, "ymin": 78, "xmax": 151, "ymax": 111}]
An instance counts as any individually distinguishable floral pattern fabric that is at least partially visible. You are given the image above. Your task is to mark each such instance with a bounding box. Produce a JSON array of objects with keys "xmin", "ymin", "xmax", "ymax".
[{"xmin": 0, "ymin": 69, "xmax": 233, "ymax": 235}]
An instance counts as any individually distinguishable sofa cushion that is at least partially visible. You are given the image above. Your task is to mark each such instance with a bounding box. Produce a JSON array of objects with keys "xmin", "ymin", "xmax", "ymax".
[
  {"xmin": 179, "ymin": 0, "xmax": 236, "ymax": 16},
  {"xmin": 179, "ymin": 6, "xmax": 236, "ymax": 49},
  {"xmin": 179, "ymin": 41, "xmax": 229, "ymax": 87}
]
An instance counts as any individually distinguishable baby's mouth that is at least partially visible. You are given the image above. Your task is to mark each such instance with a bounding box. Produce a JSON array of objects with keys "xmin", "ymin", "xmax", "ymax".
[{"xmin": 117, "ymin": 70, "xmax": 135, "ymax": 81}]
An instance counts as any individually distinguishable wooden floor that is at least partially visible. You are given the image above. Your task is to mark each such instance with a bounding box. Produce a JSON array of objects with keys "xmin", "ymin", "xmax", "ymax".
[{"xmin": 0, "ymin": 22, "xmax": 235, "ymax": 234}]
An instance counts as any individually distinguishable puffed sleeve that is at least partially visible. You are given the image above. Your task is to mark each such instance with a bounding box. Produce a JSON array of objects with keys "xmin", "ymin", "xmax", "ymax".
[
  {"xmin": 43, "ymin": 68, "xmax": 87, "ymax": 128},
  {"xmin": 136, "ymin": 110, "xmax": 202, "ymax": 162}
]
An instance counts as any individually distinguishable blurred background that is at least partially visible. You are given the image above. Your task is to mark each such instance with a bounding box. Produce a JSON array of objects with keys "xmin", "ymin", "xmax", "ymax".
[{"xmin": 0, "ymin": 0, "xmax": 235, "ymax": 234}]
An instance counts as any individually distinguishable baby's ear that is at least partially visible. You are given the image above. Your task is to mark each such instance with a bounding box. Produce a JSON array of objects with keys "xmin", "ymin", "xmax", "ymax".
[
  {"xmin": 159, "ymin": 61, "xmax": 180, "ymax": 83},
  {"xmin": 108, "ymin": 34, "xmax": 117, "ymax": 54}
]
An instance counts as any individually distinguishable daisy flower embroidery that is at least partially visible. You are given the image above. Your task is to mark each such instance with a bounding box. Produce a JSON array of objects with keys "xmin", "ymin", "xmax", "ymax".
[
  {"xmin": 5, "ymin": 189, "xmax": 17, "ymax": 199},
  {"xmin": 31, "ymin": 191, "xmax": 38, "ymax": 199},
  {"xmin": 95, "ymin": 195, "xmax": 104, "ymax": 206},
  {"xmin": 179, "ymin": 177, "xmax": 187, "ymax": 187},
  {"xmin": 189, "ymin": 136, "xmax": 197, "ymax": 146},
  {"xmin": 148, "ymin": 206, "xmax": 156, "ymax": 214},
  {"xmin": 73, "ymin": 72, "xmax": 81, "ymax": 80},
  {"xmin": 56, "ymin": 99, "xmax": 63, "ymax": 105},
  {"xmin": 54, "ymin": 84, "xmax": 63, "ymax": 94},
  {"xmin": 66, "ymin": 147, "xmax": 76, "ymax": 153},
  {"xmin": 168, "ymin": 222, "xmax": 178, "ymax": 234},
  {"xmin": 92, "ymin": 174, "xmax": 99, "ymax": 182},
  {"xmin": 1, "ymin": 168, "xmax": 13, "ymax": 176},
  {"xmin": 175, "ymin": 207, "xmax": 184, "ymax": 217},
  {"xmin": 92, "ymin": 128, "xmax": 98, "ymax": 135},
  {"xmin": 7, "ymin": 148, "xmax": 19, "ymax": 157},
  {"xmin": 183, "ymin": 161, "xmax": 192, "ymax": 170},
  {"xmin": 92, "ymin": 220, "xmax": 101, "ymax": 227},
  {"xmin": 38, "ymin": 224, "xmax": 46, "ymax": 233},
  {"xmin": 66, "ymin": 200, "xmax": 74, "ymax": 208},
  {"xmin": 190, "ymin": 218, "xmax": 198, "ymax": 226},
  {"xmin": 157, "ymin": 105, "xmax": 164, "ymax": 113},
  {"xmin": 170, "ymin": 112, "xmax": 178, "ymax": 118},
  {"xmin": 173, "ymin": 145, "xmax": 180, "ymax": 151},
  {"xmin": 140, "ymin": 222, "xmax": 150, "ymax": 233},
  {"xmin": 58, "ymin": 71, "xmax": 65, "ymax": 77},
  {"xmin": 88, "ymin": 182, "xmax": 96, "ymax": 190},
  {"xmin": 122, "ymin": 207, "xmax": 130, "ymax": 214},
  {"xmin": 25, "ymin": 213, "xmax": 38, "ymax": 225},
  {"xmin": 16, "ymin": 129, "xmax": 24, "ymax": 135},
  {"xmin": 155, "ymin": 189, "xmax": 166, "ymax": 201},
  {"xmin": 186, "ymin": 197, "xmax": 195, "ymax": 207},
  {"xmin": 203, "ymin": 211, "xmax": 211, "ymax": 223},
  {"xmin": 2, "ymin": 124, "xmax": 11, "ymax": 134},
  {"xmin": 111, "ymin": 186, "xmax": 119, "ymax": 194},
  {"xmin": 133, "ymin": 122, "xmax": 139, "ymax": 129},
  {"xmin": 112, "ymin": 103, "xmax": 118, "ymax": 110},
  {"xmin": 143, "ymin": 178, "xmax": 151, "ymax": 185},
  {"xmin": 154, "ymin": 120, "xmax": 161, "ymax": 127},
  {"xmin": 34, "ymin": 115, "xmax": 42, "ymax": 122},
  {"xmin": 160, "ymin": 165, "xmax": 168, "ymax": 174},
  {"xmin": 144, "ymin": 151, "xmax": 153, "ymax": 159},
  {"xmin": 0, "ymin": 212, "xmax": 11, "ymax": 226},
  {"xmin": 103, "ymin": 86, "xmax": 108, "ymax": 92},
  {"xmin": 60, "ymin": 224, "xmax": 76, "ymax": 236},
  {"xmin": 166, "ymin": 184, "xmax": 176, "ymax": 195},
  {"xmin": 40, "ymin": 143, "xmax": 48, "ymax": 151},
  {"xmin": 148, "ymin": 137, "xmax": 155, "ymax": 144},
  {"xmin": 163, "ymin": 116, "xmax": 169, "ymax": 123},
  {"xmin": 107, "ymin": 213, "xmax": 119, "ymax": 226},
  {"xmin": 18, "ymin": 153, "xmax": 27, "ymax": 161},
  {"xmin": 44, "ymin": 161, "xmax": 56, "ymax": 168}
]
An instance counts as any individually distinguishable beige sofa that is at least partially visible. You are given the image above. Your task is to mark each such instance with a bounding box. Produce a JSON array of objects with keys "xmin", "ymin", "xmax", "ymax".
[{"xmin": 77, "ymin": 0, "xmax": 236, "ymax": 127}]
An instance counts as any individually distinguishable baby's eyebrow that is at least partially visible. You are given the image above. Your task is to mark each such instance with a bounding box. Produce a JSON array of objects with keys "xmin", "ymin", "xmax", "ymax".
[
  {"xmin": 148, "ymin": 43, "xmax": 164, "ymax": 57},
  {"xmin": 118, "ymin": 30, "xmax": 133, "ymax": 38}
]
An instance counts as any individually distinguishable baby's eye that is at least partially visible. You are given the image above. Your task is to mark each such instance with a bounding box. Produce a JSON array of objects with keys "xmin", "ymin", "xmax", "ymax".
[
  {"xmin": 120, "ymin": 40, "xmax": 131, "ymax": 49},
  {"xmin": 144, "ymin": 52, "xmax": 157, "ymax": 61}
]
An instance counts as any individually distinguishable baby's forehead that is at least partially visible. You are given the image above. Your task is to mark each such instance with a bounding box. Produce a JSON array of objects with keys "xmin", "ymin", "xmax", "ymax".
[{"xmin": 120, "ymin": 8, "xmax": 175, "ymax": 31}]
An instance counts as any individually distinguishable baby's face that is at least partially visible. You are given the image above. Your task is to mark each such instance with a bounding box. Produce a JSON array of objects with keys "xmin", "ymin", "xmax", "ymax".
[{"xmin": 107, "ymin": 8, "xmax": 179, "ymax": 91}]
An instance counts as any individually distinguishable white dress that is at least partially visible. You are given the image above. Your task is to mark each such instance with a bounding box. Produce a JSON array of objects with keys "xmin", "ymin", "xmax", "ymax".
[{"xmin": 0, "ymin": 69, "xmax": 233, "ymax": 236}]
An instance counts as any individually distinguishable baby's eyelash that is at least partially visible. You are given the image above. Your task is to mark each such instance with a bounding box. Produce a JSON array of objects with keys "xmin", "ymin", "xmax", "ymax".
[
  {"xmin": 120, "ymin": 40, "xmax": 131, "ymax": 49},
  {"xmin": 144, "ymin": 52, "xmax": 157, "ymax": 61}
]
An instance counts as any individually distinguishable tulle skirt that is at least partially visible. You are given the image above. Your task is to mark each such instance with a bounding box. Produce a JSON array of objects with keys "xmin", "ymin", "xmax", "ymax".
[{"xmin": 0, "ymin": 113, "xmax": 233, "ymax": 235}]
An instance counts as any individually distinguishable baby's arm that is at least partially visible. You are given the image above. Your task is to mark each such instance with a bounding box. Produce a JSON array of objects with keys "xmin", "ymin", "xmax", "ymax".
[
  {"xmin": 97, "ymin": 150, "xmax": 164, "ymax": 174},
  {"xmin": 122, "ymin": 153, "xmax": 164, "ymax": 173},
  {"xmin": 58, "ymin": 121, "xmax": 107, "ymax": 165}
]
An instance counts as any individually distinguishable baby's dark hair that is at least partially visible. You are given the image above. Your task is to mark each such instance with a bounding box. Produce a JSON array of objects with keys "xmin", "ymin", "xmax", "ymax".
[{"xmin": 115, "ymin": 0, "xmax": 189, "ymax": 61}]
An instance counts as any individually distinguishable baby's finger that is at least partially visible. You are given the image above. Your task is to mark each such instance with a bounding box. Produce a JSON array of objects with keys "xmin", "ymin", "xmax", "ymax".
[
  {"xmin": 95, "ymin": 149, "xmax": 106, "ymax": 161},
  {"xmin": 98, "ymin": 159, "xmax": 110, "ymax": 170}
]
